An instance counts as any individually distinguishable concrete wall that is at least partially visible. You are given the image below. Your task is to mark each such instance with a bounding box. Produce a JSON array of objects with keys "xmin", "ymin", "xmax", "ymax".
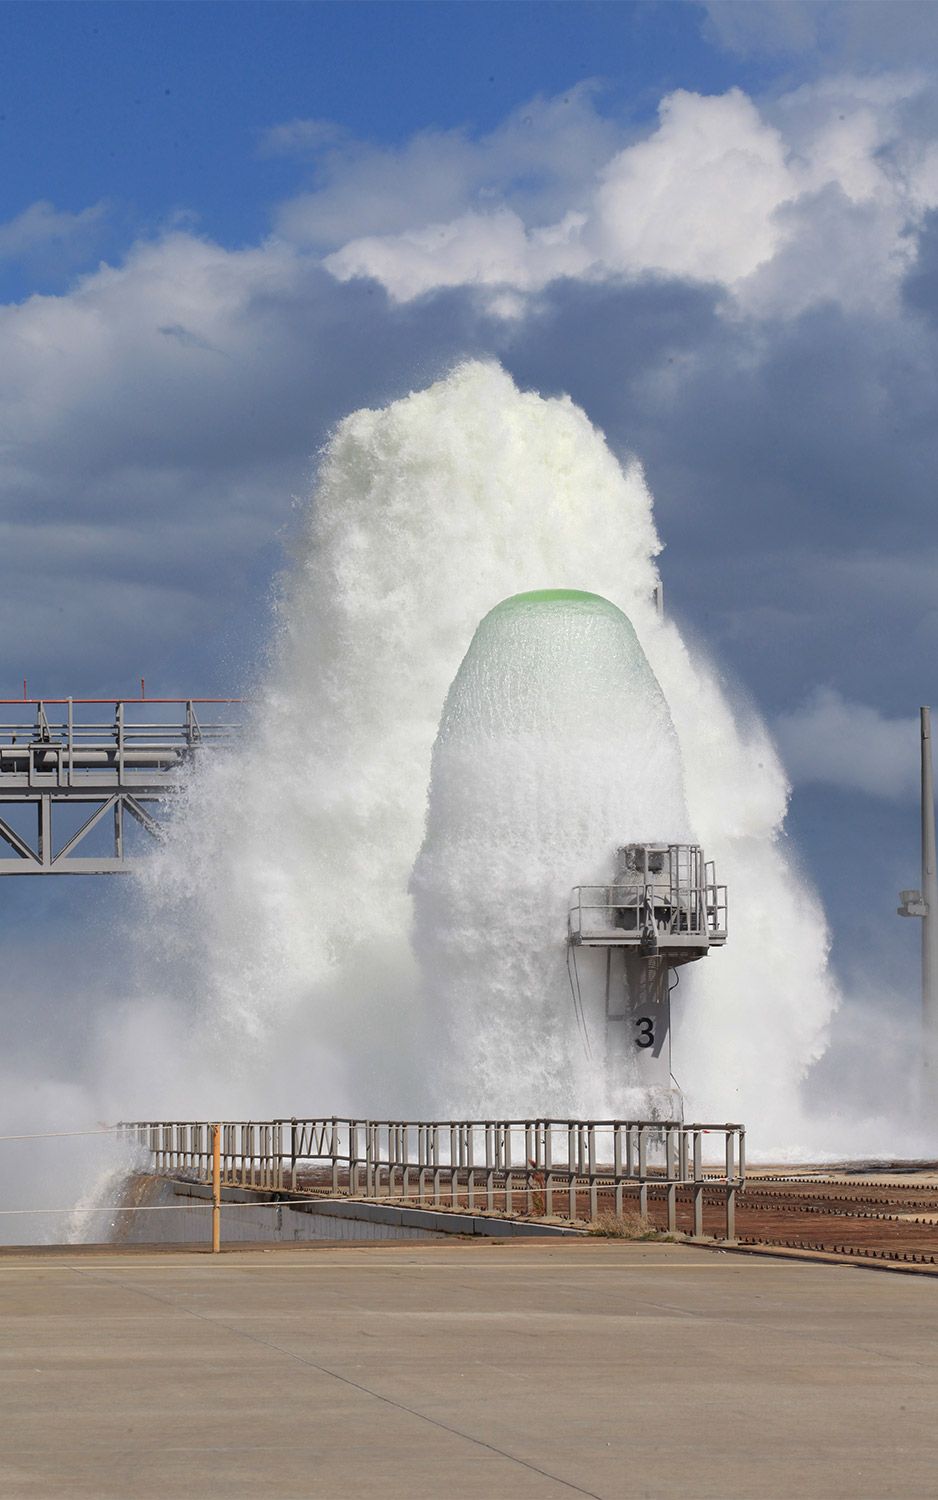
[{"xmin": 113, "ymin": 1175, "xmax": 581, "ymax": 1246}]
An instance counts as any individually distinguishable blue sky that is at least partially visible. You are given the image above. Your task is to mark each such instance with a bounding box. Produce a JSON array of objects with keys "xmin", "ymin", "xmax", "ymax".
[
  {"xmin": 1, "ymin": 0, "xmax": 774, "ymax": 294},
  {"xmin": 3, "ymin": 0, "xmax": 938, "ymax": 1106}
]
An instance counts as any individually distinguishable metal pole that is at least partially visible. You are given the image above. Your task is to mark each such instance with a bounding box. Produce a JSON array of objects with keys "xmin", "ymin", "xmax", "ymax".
[
  {"xmin": 922, "ymin": 708, "xmax": 938, "ymax": 1088},
  {"xmin": 212, "ymin": 1123, "xmax": 221, "ymax": 1254}
]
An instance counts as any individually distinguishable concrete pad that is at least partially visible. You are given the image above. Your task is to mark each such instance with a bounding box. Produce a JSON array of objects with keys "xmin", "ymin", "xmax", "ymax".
[{"xmin": 0, "ymin": 1239, "xmax": 935, "ymax": 1499}]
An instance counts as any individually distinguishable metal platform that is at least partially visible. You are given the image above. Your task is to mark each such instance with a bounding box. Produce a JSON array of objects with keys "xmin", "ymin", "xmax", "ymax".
[
  {"xmin": 568, "ymin": 843, "xmax": 727, "ymax": 958},
  {"xmin": 0, "ymin": 697, "xmax": 240, "ymax": 873}
]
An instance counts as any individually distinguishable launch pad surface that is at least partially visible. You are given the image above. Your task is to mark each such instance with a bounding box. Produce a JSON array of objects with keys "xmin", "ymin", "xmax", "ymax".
[
  {"xmin": 627, "ymin": 1165, "xmax": 938, "ymax": 1266},
  {"xmin": 0, "ymin": 1238, "xmax": 935, "ymax": 1500}
]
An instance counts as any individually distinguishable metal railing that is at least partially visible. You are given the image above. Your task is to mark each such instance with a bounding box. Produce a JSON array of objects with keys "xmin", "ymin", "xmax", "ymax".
[
  {"xmin": 0, "ymin": 698, "xmax": 241, "ymax": 789},
  {"xmin": 0, "ymin": 698, "xmax": 242, "ymax": 873},
  {"xmin": 120, "ymin": 1116, "xmax": 746, "ymax": 1240},
  {"xmin": 568, "ymin": 879, "xmax": 728, "ymax": 948}
]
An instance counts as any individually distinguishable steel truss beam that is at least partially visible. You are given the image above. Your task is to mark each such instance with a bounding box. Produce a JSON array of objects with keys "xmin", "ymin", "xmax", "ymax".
[
  {"xmin": 0, "ymin": 697, "xmax": 239, "ymax": 874},
  {"xmin": 0, "ymin": 791, "xmax": 168, "ymax": 873}
]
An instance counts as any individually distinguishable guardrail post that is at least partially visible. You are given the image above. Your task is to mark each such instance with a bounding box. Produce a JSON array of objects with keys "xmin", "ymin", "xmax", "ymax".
[
  {"xmin": 432, "ymin": 1124, "xmax": 441, "ymax": 1206},
  {"xmin": 466, "ymin": 1124, "xmax": 475, "ymax": 1211},
  {"xmin": 212, "ymin": 1123, "xmax": 221, "ymax": 1254},
  {"xmin": 637, "ymin": 1125, "xmax": 647, "ymax": 1218},
  {"xmin": 588, "ymin": 1124, "xmax": 597, "ymax": 1220},
  {"xmin": 503, "ymin": 1124, "xmax": 513, "ymax": 1215},
  {"xmin": 693, "ymin": 1130, "xmax": 704, "ymax": 1237},
  {"xmin": 485, "ymin": 1123, "xmax": 494, "ymax": 1211},
  {"xmin": 450, "ymin": 1123, "xmax": 459, "ymax": 1208},
  {"xmin": 544, "ymin": 1124, "xmax": 554, "ymax": 1216}
]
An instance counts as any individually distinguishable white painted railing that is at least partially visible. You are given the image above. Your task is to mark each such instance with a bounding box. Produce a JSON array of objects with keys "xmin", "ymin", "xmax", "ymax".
[{"xmin": 120, "ymin": 1116, "xmax": 746, "ymax": 1240}]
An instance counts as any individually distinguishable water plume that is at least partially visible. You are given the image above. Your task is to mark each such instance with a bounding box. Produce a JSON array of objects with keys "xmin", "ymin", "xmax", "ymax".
[{"xmin": 134, "ymin": 360, "xmax": 840, "ymax": 1152}]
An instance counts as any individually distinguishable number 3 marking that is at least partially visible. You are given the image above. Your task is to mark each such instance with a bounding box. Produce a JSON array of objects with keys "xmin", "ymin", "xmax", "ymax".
[{"xmin": 635, "ymin": 1017, "xmax": 655, "ymax": 1049}]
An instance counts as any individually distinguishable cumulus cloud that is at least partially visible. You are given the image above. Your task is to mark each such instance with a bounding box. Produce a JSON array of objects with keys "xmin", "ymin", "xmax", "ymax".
[
  {"xmin": 0, "ymin": 229, "xmax": 495, "ymax": 690},
  {"xmin": 325, "ymin": 206, "xmax": 591, "ymax": 304},
  {"xmin": 256, "ymin": 118, "xmax": 350, "ymax": 158},
  {"xmin": 702, "ymin": 1, "xmax": 938, "ymax": 67},
  {"xmin": 0, "ymin": 200, "xmax": 107, "ymax": 265},
  {"xmin": 592, "ymin": 88, "xmax": 793, "ymax": 285},
  {"xmin": 322, "ymin": 87, "xmax": 799, "ymax": 302},
  {"xmin": 276, "ymin": 82, "xmax": 619, "ymax": 249},
  {"xmin": 3, "ymin": 73, "xmax": 938, "ymax": 733},
  {"xmin": 774, "ymin": 690, "xmax": 919, "ymax": 799},
  {"xmin": 320, "ymin": 78, "xmax": 938, "ymax": 319}
]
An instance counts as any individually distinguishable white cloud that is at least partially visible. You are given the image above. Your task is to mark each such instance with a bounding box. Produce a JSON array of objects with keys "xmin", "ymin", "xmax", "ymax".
[
  {"xmin": 0, "ymin": 200, "xmax": 107, "ymax": 264},
  {"xmin": 702, "ymin": 1, "xmax": 841, "ymax": 58},
  {"xmin": 774, "ymin": 689, "xmax": 919, "ymax": 799},
  {"xmin": 318, "ymin": 79, "xmax": 938, "ymax": 318},
  {"xmin": 2, "ymin": 74, "xmax": 937, "ymax": 711},
  {"xmin": 256, "ymin": 118, "xmax": 349, "ymax": 159},
  {"xmin": 0, "ymin": 230, "xmax": 339, "ymax": 680},
  {"xmin": 325, "ymin": 207, "xmax": 590, "ymax": 303},
  {"xmin": 702, "ymin": 1, "xmax": 938, "ymax": 67},
  {"xmin": 0, "ymin": 216, "xmax": 506, "ymax": 686},
  {"xmin": 593, "ymin": 88, "xmax": 794, "ymax": 284},
  {"xmin": 0, "ymin": 231, "xmax": 301, "ymax": 471},
  {"xmin": 276, "ymin": 82, "xmax": 618, "ymax": 250}
]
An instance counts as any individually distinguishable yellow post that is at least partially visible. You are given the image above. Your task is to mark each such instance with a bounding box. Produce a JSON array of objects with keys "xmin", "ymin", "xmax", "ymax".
[{"xmin": 212, "ymin": 1122, "xmax": 221, "ymax": 1254}]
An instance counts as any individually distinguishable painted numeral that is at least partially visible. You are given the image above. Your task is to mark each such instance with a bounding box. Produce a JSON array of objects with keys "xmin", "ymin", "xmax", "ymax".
[{"xmin": 635, "ymin": 1017, "xmax": 655, "ymax": 1049}]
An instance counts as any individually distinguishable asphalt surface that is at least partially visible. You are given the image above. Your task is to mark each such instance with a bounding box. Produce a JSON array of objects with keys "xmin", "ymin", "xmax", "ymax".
[{"xmin": 0, "ymin": 1238, "xmax": 936, "ymax": 1499}]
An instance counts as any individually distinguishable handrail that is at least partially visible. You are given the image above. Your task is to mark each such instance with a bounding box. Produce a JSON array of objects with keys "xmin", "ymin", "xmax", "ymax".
[
  {"xmin": 119, "ymin": 1116, "xmax": 746, "ymax": 1240},
  {"xmin": 0, "ymin": 698, "xmax": 241, "ymax": 705},
  {"xmin": 568, "ymin": 883, "xmax": 728, "ymax": 944},
  {"xmin": 0, "ymin": 700, "xmax": 241, "ymax": 765}
]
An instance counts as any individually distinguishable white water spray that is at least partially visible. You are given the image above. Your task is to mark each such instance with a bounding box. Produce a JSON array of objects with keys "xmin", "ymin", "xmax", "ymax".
[
  {"xmin": 411, "ymin": 588, "xmax": 690, "ymax": 1117},
  {"xmin": 135, "ymin": 360, "xmax": 841, "ymax": 1151}
]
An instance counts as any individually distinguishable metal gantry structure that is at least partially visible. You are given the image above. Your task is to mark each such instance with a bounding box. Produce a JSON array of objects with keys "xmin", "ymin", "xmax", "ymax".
[{"xmin": 0, "ymin": 697, "xmax": 241, "ymax": 874}]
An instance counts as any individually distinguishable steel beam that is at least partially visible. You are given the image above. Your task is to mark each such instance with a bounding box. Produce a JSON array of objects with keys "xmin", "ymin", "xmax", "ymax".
[{"xmin": 0, "ymin": 698, "xmax": 239, "ymax": 874}]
